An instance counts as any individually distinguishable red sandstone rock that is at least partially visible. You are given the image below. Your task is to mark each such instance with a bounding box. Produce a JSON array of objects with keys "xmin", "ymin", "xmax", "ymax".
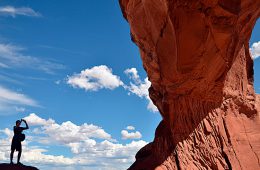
[{"xmin": 119, "ymin": 0, "xmax": 260, "ymax": 169}]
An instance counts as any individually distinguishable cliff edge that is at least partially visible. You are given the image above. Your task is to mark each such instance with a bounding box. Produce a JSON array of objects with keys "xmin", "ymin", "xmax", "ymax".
[
  {"xmin": 0, "ymin": 163, "xmax": 39, "ymax": 170},
  {"xmin": 120, "ymin": 0, "xmax": 260, "ymax": 169}
]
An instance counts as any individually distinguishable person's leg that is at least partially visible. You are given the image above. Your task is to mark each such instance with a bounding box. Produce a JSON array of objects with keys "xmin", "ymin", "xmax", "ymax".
[
  {"xmin": 10, "ymin": 138, "xmax": 15, "ymax": 164},
  {"xmin": 17, "ymin": 150, "xmax": 22, "ymax": 164},
  {"xmin": 10, "ymin": 150, "xmax": 14, "ymax": 164},
  {"xmin": 17, "ymin": 143, "xmax": 22, "ymax": 164}
]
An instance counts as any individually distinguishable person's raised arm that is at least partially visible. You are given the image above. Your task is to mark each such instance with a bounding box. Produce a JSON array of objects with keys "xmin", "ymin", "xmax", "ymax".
[{"xmin": 21, "ymin": 119, "xmax": 29, "ymax": 130}]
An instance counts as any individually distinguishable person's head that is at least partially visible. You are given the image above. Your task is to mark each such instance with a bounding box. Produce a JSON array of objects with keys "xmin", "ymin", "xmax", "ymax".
[{"xmin": 16, "ymin": 120, "xmax": 21, "ymax": 127}]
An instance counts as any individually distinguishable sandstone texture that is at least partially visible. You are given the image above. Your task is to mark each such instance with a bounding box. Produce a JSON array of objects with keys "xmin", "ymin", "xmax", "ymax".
[
  {"xmin": 0, "ymin": 163, "xmax": 39, "ymax": 170},
  {"xmin": 120, "ymin": 0, "xmax": 260, "ymax": 169}
]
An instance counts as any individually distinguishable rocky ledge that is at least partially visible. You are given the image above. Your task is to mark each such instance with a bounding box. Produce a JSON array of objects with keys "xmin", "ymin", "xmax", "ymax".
[{"xmin": 0, "ymin": 163, "xmax": 39, "ymax": 170}]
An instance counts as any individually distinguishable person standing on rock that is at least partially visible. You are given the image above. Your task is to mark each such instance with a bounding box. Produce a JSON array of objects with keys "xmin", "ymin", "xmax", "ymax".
[{"xmin": 10, "ymin": 119, "xmax": 29, "ymax": 165}]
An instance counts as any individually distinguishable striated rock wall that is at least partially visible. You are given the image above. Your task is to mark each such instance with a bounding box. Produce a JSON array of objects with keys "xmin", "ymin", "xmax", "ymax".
[{"xmin": 120, "ymin": 0, "xmax": 260, "ymax": 169}]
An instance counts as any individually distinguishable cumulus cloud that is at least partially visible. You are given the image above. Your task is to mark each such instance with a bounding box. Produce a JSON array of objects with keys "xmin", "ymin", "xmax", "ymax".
[
  {"xmin": 147, "ymin": 99, "xmax": 158, "ymax": 112},
  {"xmin": 66, "ymin": 66, "xmax": 158, "ymax": 112},
  {"xmin": 124, "ymin": 68, "xmax": 158, "ymax": 112},
  {"xmin": 0, "ymin": 86, "xmax": 38, "ymax": 114},
  {"xmin": 126, "ymin": 77, "xmax": 150, "ymax": 98},
  {"xmin": 0, "ymin": 44, "xmax": 65, "ymax": 74},
  {"xmin": 121, "ymin": 130, "xmax": 142, "ymax": 140},
  {"xmin": 126, "ymin": 126, "xmax": 135, "ymax": 130},
  {"xmin": 0, "ymin": 6, "xmax": 41, "ymax": 17},
  {"xmin": 0, "ymin": 128, "xmax": 75, "ymax": 167},
  {"xmin": 124, "ymin": 68, "xmax": 141, "ymax": 84},
  {"xmin": 67, "ymin": 65, "xmax": 124, "ymax": 91},
  {"xmin": 23, "ymin": 113, "xmax": 54, "ymax": 126},
  {"xmin": 250, "ymin": 41, "xmax": 260, "ymax": 59},
  {"xmin": 24, "ymin": 113, "xmax": 112, "ymax": 143},
  {"xmin": 0, "ymin": 113, "xmax": 147, "ymax": 169}
]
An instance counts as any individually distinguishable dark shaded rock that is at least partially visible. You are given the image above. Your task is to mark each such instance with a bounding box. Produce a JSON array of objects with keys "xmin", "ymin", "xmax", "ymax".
[{"xmin": 0, "ymin": 163, "xmax": 39, "ymax": 170}]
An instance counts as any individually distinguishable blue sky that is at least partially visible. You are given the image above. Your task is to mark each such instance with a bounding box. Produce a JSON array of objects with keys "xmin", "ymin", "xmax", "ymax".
[{"xmin": 0, "ymin": 1, "xmax": 259, "ymax": 170}]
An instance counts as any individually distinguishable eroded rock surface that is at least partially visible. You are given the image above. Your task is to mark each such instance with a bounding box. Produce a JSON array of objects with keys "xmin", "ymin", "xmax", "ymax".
[{"xmin": 120, "ymin": 0, "xmax": 260, "ymax": 169}]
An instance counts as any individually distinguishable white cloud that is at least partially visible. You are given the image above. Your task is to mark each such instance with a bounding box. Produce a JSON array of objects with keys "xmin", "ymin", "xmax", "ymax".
[
  {"xmin": 126, "ymin": 126, "xmax": 135, "ymax": 130},
  {"xmin": 0, "ymin": 128, "xmax": 13, "ymax": 138},
  {"xmin": 0, "ymin": 129, "xmax": 75, "ymax": 166},
  {"xmin": 24, "ymin": 113, "xmax": 112, "ymax": 143},
  {"xmin": 23, "ymin": 113, "xmax": 54, "ymax": 126},
  {"xmin": 0, "ymin": 86, "xmax": 37, "ymax": 106},
  {"xmin": 0, "ymin": 113, "xmax": 147, "ymax": 169},
  {"xmin": 67, "ymin": 65, "xmax": 124, "ymax": 91},
  {"xmin": 121, "ymin": 130, "xmax": 142, "ymax": 140},
  {"xmin": 124, "ymin": 68, "xmax": 141, "ymax": 84},
  {"xmin": 66, "ymin": 66, "xmax": 158, "ymax": 112},
  {"xmin": 124, "ymin": 68, "xmax": 158, "ymax": 112},
  {"xmin": 0, "ymin": 62, "xmax": 9, "ymax": 68},
  {"xmin": 126, "ymin": 77, "xmax": 150, "ymax": 98},
  {"xmin": 68, "ymin": 139, "xmax": 147, "ymax": 160},
  {"xmin": 0, "ymin": 86, "xmax": 38, "ymax": 114},
  {"xmin": 0, "ymin": 74, "xmax": 22, "ymax": 85},
  {"xmin": 147, "ymin": 99, "xmax": 158, "ymax": 112},
  {"xmin": 0, "ymin": 43, "xmax": 65, "ymax": 74},
  {"xmin": 15, "ymin": 106, "xmax": 26, "ymax": 112},
  {"xmin": 0, "ymin": 6, "xmax": 41, "ymax": 17},
  {"xmin": 250, "ymin": 41, "xmax": 260, "ymax": 59}
]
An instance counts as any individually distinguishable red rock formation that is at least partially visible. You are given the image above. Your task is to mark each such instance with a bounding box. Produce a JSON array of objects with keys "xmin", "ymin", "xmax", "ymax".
[{"xmin": 119, "ymin": 0, "xmax": 260, "ymax": 169}]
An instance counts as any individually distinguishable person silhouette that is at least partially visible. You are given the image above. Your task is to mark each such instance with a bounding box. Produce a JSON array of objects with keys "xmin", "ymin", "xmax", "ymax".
[{"xmin": 10, "ymin": 119, "xmax": 29, "ymax": 165}]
